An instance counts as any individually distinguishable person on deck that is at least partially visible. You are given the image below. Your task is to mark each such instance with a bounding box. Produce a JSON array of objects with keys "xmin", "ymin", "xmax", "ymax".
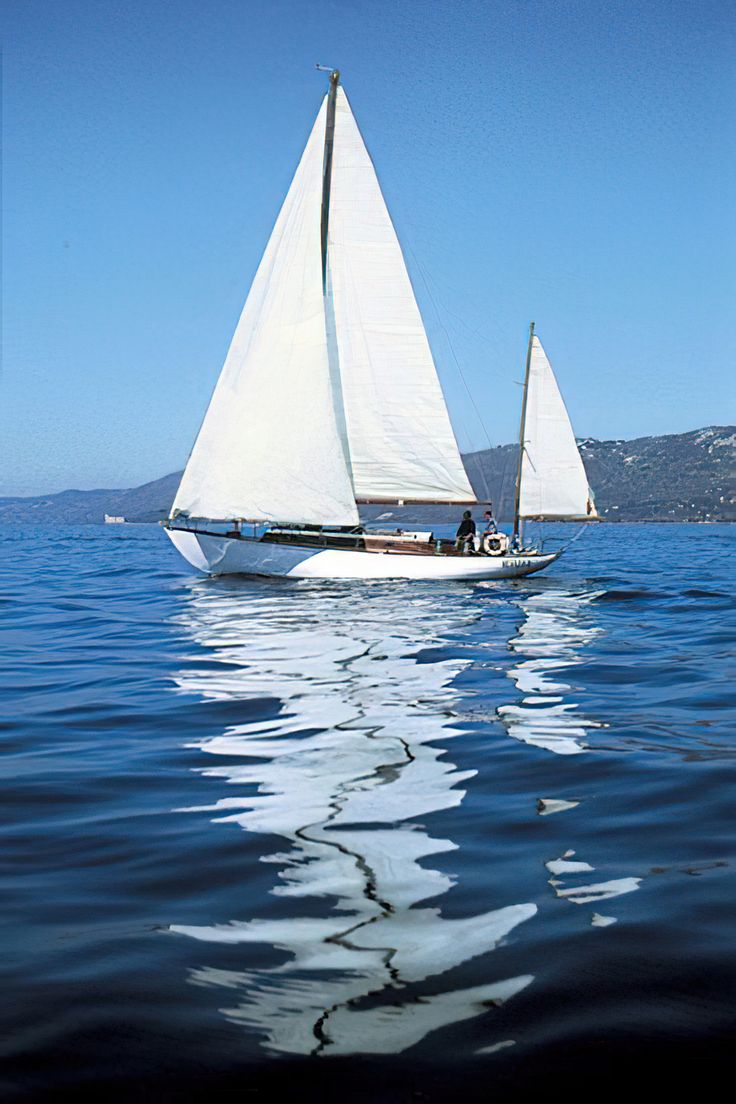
[
  {"xmin": 455, "ymin": 510, "xmax": 476, "ymax": 553},
  {"xmin": 482, "ymin": 508, "xmax": 497, "ymax": 535}
]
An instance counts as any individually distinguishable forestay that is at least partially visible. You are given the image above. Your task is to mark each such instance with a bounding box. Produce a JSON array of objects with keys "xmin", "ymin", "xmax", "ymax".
[
  {"xmin": 171, "ymin": 99, "xmax": 359, "ymax": 527},
  {"xmin": 326, "ymin": 88, "xmax": 475, "ymax": 503},
  {"xmin": 519, "ymin": 337, "xmax": 596, "ymax": 520}
]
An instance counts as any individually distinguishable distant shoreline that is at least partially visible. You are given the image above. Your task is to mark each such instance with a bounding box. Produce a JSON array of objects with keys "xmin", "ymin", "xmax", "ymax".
[{"xmin": 2, "ymin": 424, "xmax": 733, "ymax": 526}]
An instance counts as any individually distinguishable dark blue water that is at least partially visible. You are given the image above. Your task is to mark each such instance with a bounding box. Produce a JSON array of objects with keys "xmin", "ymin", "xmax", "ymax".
[{"xmin": 2, "ymin": 523, "xmax": 734, "ymax": 1101}]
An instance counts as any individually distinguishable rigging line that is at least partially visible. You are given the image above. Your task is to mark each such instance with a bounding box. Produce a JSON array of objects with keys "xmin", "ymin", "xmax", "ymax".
[
  {"xmin": 396, "ymin": 238, "xmax": 509, "ymax": 363},
  {"xmin": 412, "ymin": 252, "xmax": 509, "ymax": 382},
  {"xmin": 408, "ymin": 261, "xmax": 508, "ymax": 370},
  {"xmin": 436, "ymin": 306, "xmax": 509, "ymax": 375},
  {"xmin": 408, "ymin": 246, "xmax": 495, "ymax": 458},
  {"xmin": 496, "ymin": 438, "xmax": 515, "ymax": 522},
  {"xmin": 554, "ymin": 523, "xmax": 589, "ymax": 554},
  {"xmin": 409, "ymin": 253, "xmax": 494, "ymax": 506}
]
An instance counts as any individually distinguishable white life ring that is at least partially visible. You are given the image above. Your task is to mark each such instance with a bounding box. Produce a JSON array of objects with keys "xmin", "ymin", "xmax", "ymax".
[{"xmin": 482, "ymin": 532, "xmax": 509, "ymax": 556}]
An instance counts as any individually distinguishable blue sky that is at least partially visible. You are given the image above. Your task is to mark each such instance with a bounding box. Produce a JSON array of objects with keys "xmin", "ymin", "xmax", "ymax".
[{"xmin": 2, "ymin": 0, "xmax": 734, "ymax": 495}]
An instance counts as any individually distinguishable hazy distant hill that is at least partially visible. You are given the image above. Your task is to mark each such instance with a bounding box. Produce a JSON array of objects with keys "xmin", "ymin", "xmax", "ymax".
[
  {"xmin": 1, "ymin": 426, "xmax": 733, "ymax": 525},
  {"xmin": 0, "ymin": 472, "xmax": 182, "ymax": 526}
]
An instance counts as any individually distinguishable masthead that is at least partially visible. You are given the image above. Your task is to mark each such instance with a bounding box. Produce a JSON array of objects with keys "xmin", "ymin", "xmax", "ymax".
[{"xmin": 316, "ymin": 64, "xmax": 340, "ymax": 86}]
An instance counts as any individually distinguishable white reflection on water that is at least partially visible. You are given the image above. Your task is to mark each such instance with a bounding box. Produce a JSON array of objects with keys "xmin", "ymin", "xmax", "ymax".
[
  {"xmin": 169, "ymin": 583, "xmax": 535, "ymax": 1056},
  {"xmin": 537, "ymin": 798, "xmax": 580, "ymax": 816},
  {"xmin": 498, "ymin": 590, "xmax": 605, "ymax": 756},
  {"xmin": 546, "ymin": 849, "xmax": 641, "ymax": 906},
  {"xmin": 500, "ymin": 588, "xmax": 643, "ymax": 920}
]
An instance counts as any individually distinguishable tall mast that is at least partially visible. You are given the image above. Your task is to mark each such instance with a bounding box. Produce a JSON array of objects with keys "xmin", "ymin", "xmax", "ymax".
[
  {"xmin": 512, "ymin": 321, "xmax": 535, "ymax": 543},
  {"xmin": 320, "ymin": 68, "xmax": 340, "ymax": 291}
]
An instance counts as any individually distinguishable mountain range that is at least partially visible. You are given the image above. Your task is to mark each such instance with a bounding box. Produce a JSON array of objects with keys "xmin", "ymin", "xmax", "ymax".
[{"xmin": 1, "ymin": 426, "xmax": 733, "ymax": 525}]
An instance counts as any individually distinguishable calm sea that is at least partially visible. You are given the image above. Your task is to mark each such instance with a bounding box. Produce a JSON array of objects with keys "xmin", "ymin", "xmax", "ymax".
[{"xmin": 2, "ymin": 522, "xmax": 734, "ymax": 1101}]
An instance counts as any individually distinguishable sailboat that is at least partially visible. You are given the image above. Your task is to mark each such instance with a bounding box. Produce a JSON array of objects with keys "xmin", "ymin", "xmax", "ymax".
[{"xmin": 165, "ymin": 71, "xmax": 597, "ymax": 581}]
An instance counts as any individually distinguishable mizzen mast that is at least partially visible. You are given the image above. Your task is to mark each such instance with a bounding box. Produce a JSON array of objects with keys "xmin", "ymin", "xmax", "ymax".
[{"xmin": 513, "ymin": 321, "xmax": 535, "ymax": 544}]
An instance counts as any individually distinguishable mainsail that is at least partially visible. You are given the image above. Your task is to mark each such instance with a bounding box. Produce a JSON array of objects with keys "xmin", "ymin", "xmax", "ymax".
[
  {"xmin": 327, "ymin": 89, "xmax": 475, "ymax": 503},
  {"xmin": 171, "ymin": 100, "xmax": 358, "ymax": 527},
  {"xmin": 172, "ymin": 79, "xmax": 476, "ymax": 525},
  {"xmin": 518, "ymin": 336, "xmax": 596, "ymax": 521}
]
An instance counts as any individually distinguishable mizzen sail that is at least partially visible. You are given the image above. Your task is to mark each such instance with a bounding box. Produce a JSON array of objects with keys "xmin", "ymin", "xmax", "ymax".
[
  {"xmin": 518, "ymin": 336, "xmax": 596, "ymax": 520},
  {"xmin": 326, "ymin": 88, "xmax": 475, "ymax": 503},
  {"xmin": 171, "ymin": 99, "xmax": 358, "ymax": 527}
]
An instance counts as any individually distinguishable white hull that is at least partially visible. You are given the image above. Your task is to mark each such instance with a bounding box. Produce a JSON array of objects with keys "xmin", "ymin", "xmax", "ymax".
[{"xmin": 166, "ymin": 529, "xmax": 560, "ymax": 581}]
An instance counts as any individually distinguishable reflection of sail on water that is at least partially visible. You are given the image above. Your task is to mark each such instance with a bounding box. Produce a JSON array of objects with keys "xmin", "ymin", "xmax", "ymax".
[
  {"xmin": 170, "ymin": 585, "xmax": 535, "ymax": 1056},
  {"xmin": 498, "ymin": 588, "xmax": 642, "ymax": 921},
  {"xmin": 498, "ymin": 590, "xmax": 604, "ymax": 755}
]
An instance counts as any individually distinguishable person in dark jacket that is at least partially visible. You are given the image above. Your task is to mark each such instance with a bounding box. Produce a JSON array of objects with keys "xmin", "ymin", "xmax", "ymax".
[{"xmin": 455, "ymin": 510, "xmax": 476, "ymax": 552}]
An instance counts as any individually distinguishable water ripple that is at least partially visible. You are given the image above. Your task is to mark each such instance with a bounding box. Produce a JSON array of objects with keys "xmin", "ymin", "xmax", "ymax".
[{"xmin": 1, "ymin": 522, "xmax": 734, "ymax": 1098}]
